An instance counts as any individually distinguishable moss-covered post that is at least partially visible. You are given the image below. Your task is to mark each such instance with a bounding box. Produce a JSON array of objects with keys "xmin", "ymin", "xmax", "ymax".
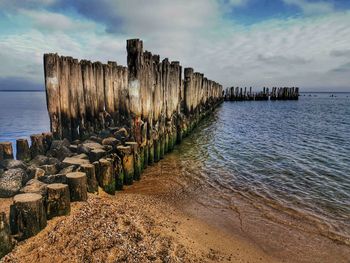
[
  {"xmin": 117, "ymin": 146, "xmax": 134, "ymax": 185},
  {"xmin": 98, "ymin": 159, "xmax": 115, "ymax": 195},
  {"xmin": 125, "ymin": 142, "xmax": 141, "ymax": 181}
]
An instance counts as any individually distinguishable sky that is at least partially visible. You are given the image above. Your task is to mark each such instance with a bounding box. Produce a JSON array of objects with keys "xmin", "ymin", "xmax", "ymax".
[{"xmin": 0, "ymin": 0, "xmax": 349, "ymax": 92}]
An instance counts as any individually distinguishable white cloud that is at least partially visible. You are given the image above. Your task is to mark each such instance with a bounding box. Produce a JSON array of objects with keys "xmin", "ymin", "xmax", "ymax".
[
  {"xmin": 283, "ymin": 0, "xmax": 334, "ymax": 15},
  {"xmin": 0, "ymin": 1, "xmax": 350, "ymax": 91}
]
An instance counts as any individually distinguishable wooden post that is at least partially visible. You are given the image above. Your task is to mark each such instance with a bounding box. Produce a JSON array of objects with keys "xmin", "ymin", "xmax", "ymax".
[
  {"xmin": 10, "ymin": 193, "xmax": 47, "ymax": 241},
  {"xmin": 80, "ymin": 164, "xmax": 98, "ymax": 193},
  {"xmin": 66, "ymin": 172, "xmax": 88, "ymax": 201},
  {"xmin": 0, "ymin": 142, "xmax": 13, "ymax": 160},
  {"xmin": 30, "ymin": 134, "xmax": 45, "ymax": 158},
  {"xmin": 16, "ymin": 139, "xmax": 30, "ymax": 161},
  {"xmin": 125, "ymin": 142, "xmax": 141, "ymax": 181},
  {"xmin": 98, "ymin": 159, "xmax": 115, "ymax": 195},
  {"xmin": 0, "ymin": 212, "xmax": 13, "ymax": 258},
  {"xmin": 117, "ymin": 146, "xmax": 134, "ymax": 185},
  {"xmin": 44, "ymin": 53, "xmax": 61, "ymax": 139},
  {"xmin": 46, "ymin": 183, "xmax": 71, "ymax": 219}
]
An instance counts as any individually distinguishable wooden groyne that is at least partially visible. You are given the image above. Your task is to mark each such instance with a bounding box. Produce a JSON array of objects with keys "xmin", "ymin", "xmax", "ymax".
[
  {"xmin": 0, "ymin": 39, "xmax": 223, "ymax": 258},
  {"xmin": 224, "ymin": 87, "xmax": 299, "ymax": 101}
]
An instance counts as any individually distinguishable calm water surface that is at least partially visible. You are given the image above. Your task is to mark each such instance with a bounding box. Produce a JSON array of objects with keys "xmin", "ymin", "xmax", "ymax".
[{"xmin": 0, "ymin": 91, "xmax": 349, "ymax": 245}]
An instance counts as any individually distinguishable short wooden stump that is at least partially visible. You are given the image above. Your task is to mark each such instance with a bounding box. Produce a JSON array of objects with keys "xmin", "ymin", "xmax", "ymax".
[
  {"xmin": 46, "ymin": 183, "xmax": 71, "ymax": 219},
  {"xmin": 66, "ymin": 172, "xmax": 88, "ymax": 202},
  {"xmin": 10, "ymin": 193, "xmax": 47, "ymax": 240}
]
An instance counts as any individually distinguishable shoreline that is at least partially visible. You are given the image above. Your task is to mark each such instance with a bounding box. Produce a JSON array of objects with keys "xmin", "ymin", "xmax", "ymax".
[{"xmin": 1, "ymin": 149, "xmax": 350, "ymax": 262}]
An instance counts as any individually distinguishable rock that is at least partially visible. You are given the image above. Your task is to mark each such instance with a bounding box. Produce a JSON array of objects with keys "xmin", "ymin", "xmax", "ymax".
[
  {"xmin": 89, "ymin": 136, "xmax": 103, "ymax": 144},
  {"xmin": 98, "ymin": 129, "xmax": 112, "ymax": 139},
  {"xmin": 58, "ymin": 165, "xmax": 77, "ymax": 175},
  {"xmin": 0, "ymin": 169, "xmax": 27, "ymax": 197},
  {"xmin": 114, "ymin": 127, "xmax": 128, "ymax": 141},
  {"xmin": 69, "ymin": 145, "xmax": 78, "ymax": 153},
  {"xmin": 89, "ymin": 149, "xmax": 107, "ymax": 163},
  {"xmin": 39, "ymin": 164, "xmax": 58, "ymax": 175},
  {"xmin": 34, "ymin": 168, "xmax": 45, "ymax": 179},
  {"xmin": 29, "ymin": 155, "xmax": 49, "ymax": 167},
  {"xmin": 77, "ymin": 144, "xmax": 90, "ymax": 155},
  {"xmin": 47, "ymin": 157, "xmax": 60, "ymax": 165},
  {"xmin": 19, "ymin": 179, "xmax": 48, "ymax": 196},
  {"xmin": 62, "ymin": 157, "xmax": 90, "ymax": 166},
  {"xmin": 38, "ymin": 174, "xmax": 67, "ymax": 184},
  {"xmin": 0, "ymin": 159, "xmax": 27, "ymax": 170},
  {"xmin": 74, "ymin": 153, "xmax": 89, "ymax": 160},
  {"xmin": 82, "ymin": 142, "xmax": 104, "ymax": 151},
  {"xmin": 47, "ymin": 146, "xmax": 73, "ymax": 161},
  {"xmin": 102, "ymin": 137, "xmax": 119, "ymax": 147},
  {"xmin": 50, "ymin": 139, "xmax": 70, "ymax": 150}
]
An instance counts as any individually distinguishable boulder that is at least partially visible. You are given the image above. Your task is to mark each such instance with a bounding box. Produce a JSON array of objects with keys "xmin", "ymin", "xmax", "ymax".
[
  {"xmin": 74, "ymin": 153, "xmax": 89, "ymax": 160},
  {"xmin": 39, "ymin": 164, "xmax": 58, "ymax": 175},
  {"xmin": 58, "ymin": 165, "xmax": 77, "ymax": 175},
  {"xmin": 47, "ymin": 157, "xmax": 60, "ymax": 165},
  {"xmin": 19, "ymin": 179, "xmax": 48, "ymax": 196},
  {"xmin": 47, "ymin": 146, "xmax": 73, "ymax": 161},
  {"xmin": 0, "ymin": 168, "xmax": 27, "ymax": 197},
  {"xmin": 62, "ymin": 157, "xmax": 90, "ymax": 166},
  {"xmin": 77, "ymin": 144, "xmax": 90, "ymax": 155},
  {"xmin": 29, "ymin": 155, "xmax": 49, "ymax": 167},
  {"xmin": 102, "ymin": 137, "xmax": 119, "ymax": 148},
  {"xmin": 89, "ymin": 136, "xmax": 103, "ymax": 144},
  {"xmin": 0, "ymin": 159, "xmax": 27, "ymax": 170},
  {"xmin": 38, "ymin": 174, "xmax": 67, "ymax": 184},
  {"xmin": 82, "ymin": 142, "xmax": 104, "ymax": 151},
  {"xmin": 50, "ymin": 139, "xmax": 70, "ymax": 150},
  {"xmin": 114, "ymin": 127, "xmax": 128, "ymax": 141}
]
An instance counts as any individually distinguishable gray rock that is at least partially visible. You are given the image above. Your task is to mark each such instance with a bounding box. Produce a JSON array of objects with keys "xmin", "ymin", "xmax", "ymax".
[
  {"xmin": 114, "ymin": 127, "xmax": 128, "ymax": 141},
  {"xmin": 38, "ymin": 174, "xmax": 67, "ymax": 184},
  {"xmin": 39, "ymin": 164, "xmax": 58, "ymax": 175},
  {"xmin": 0, "ymin": 168, "xmax": 27, "ymax": 197},
  {"xmin": 19, "ymin": 179, "xmax": 47, "ymax": 196},
  {"xmin": 77, "ymin": 144, "xmax": 90, "ymax": 155},
  {"xmin": 62, "ymin": 157, "xmax": 90, "ymax": 166},
  {"xmin": 50, "ymin": 139, "xmax": 70, "ymax": 150},
  {"xmin": 47, "ymin": 157, "xmax": 60, "ymax": 165},
  {"xmin": 58, "ymin": 165, "xmax": 77, "ymax": 175},
  {"xmin": 89, "ymin": 148, "xmax": 107, "ymax": 163},
  {"xmin": 102, "ymin": 137, "xmax": 119, "ymax": 147},
  {"xmin": 74, "ymin": 153, "xmax": 89, "ymax": 160},
  {"xmin": 29, "ymin": 155, "xmax": 49, "ymax": 167},
  {"xmin": 47, "ymin": 146, "xmax": 73, "ymax": 161},
  {"xmin": 0, "ymin": 159, "xmax": 27, "ymax": 170}
]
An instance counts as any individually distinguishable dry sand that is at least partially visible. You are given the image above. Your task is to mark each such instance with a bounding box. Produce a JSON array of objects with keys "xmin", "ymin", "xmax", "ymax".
[{"xmin": 1, "ymin": 191, "xmax": 277, "ymax": 263}]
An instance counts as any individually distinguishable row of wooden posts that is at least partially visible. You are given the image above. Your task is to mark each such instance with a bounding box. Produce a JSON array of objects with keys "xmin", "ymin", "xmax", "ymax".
[
  {"xmin": 44, "ymin": 39, "xmax": 224, "ymax": 144},
  {"xmin": 224, "ymin": 87, "xmax": 299, "ymax": 101}
]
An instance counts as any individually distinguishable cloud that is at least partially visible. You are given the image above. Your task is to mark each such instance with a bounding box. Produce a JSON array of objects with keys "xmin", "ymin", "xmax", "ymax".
[
  {"xmin": 283, "ymin": 0, "xmax": 334, "ymax": 15},
  {"xmin": 0, "ymin": 1, "xmax": 349, "ymax": 92},
  {"xmin": 331, "ymin": 62, "xmax": 350, "ymax": 73},
  {"xmin": 330, "ymin": 49, "xmax": 350, "ymax": 57}
]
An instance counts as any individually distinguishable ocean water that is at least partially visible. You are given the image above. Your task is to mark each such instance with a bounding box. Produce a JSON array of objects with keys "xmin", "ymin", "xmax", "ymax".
[
  {"xmin": 0, "ymin": 91, "xmax": 50, "ymax": 155},
  {"xmin": 0, "ymin": 91, "xmax": 349, "ymax": 246}
]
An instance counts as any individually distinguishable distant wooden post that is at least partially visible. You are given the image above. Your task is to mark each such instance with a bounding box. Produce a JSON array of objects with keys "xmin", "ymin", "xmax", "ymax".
[
  {"xmin": 16, "ymin": 139, "xmax": 30, "ymax": 161},
  {"xmin": 0, "ymin": 142, "xmax": 13, "ymax": 160}
]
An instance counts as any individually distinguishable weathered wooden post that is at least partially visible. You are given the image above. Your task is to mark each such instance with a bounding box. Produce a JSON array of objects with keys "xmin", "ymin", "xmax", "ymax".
[
  {"xmin": 0, "ymin": 212, "xmax": 13, "ymax": 258},
  {"xmin": 0, "ymin": 142, "xmax": 14, "ymax": 160},
  {"xmin": 16, "ymin": 139, "xmax": 31, "ymax": 161},
  {"xmin": 66, "ymin": 172, "xmax": 88, "ymax": 201},
  {"xmin": 46, "ymin": 183, "xmax": 71, "ymax": 219},
  {"xmin": 125, "ymin": 142, "xmax": 141, "ymax": 181},
  {"xmin": 117, "ymin": 146, "xmax": 134, "ymax": 185},
  {"xmin": 10, "ymin": 193, "xmax": 47, "ymax": 240},
  {"xmin": 98, "ymin": 159, "xmax": 115, "ymax": 195},
  {"xmin": 80, "ymin": 164, "xmax": 98, "ymax": 193},
  {"xmin": 44, "ymin": 53, "xmax": 62, "ymax": 139},
  {"xmin": 30, "ymin": 134, "xmax": 45, "ymax": 158}
]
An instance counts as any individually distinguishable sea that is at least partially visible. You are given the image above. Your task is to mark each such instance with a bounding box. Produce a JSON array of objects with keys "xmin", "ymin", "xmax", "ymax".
[{"xmin": 0, "ymin": 90, "xmax": 349, "ymax": 259}]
